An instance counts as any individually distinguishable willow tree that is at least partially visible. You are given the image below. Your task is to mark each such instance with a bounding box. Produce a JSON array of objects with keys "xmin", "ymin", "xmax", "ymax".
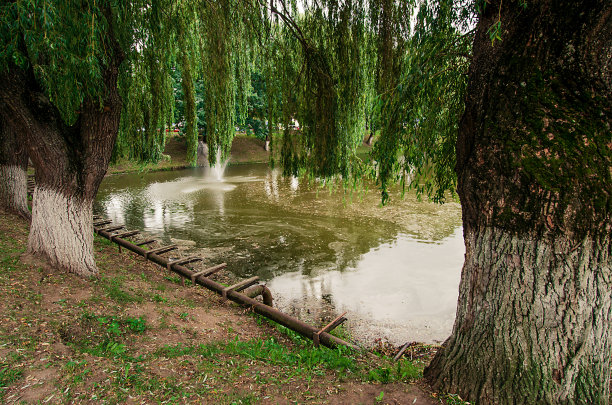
[
  {"xmin": 112, "ymin": 0, "xmax": 255, "ymax": 167},
  {"xmin": 199, "ymin": 0, "xmax": 254, "ymax": 165},
  {"xmin": 0, "ymin": 0, "xmax": 139, "ymax": 276},
  {"xmin": 263, "ymin": 0, "xmax": 372, "ymax": 180},
  {"xmin": 371, "ymin": 0, "xmax": 472, "ymax": 202},
  {"xmin": 424, "ymin": 0, "xmax": 612, "ymax": 403},
  {"xmin": 113, "ymin": 1, "xmax": 175, "ymax": 163},
  {"xmin": 369, "ymin": 0, "xmax": 409, "ymax": 201},
  {"xmin": 177, "ymin": 3, "xmax": 199, "ymax": 166},
  {"xmin": 269, "ymin": 0, "xmax": 611, "ymax": 402}
]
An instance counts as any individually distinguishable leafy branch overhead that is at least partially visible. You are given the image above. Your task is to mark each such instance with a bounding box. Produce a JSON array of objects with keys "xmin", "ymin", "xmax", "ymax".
[
  {"xmin": 0, "ymin": 0, "xmax": 473, "ymax": 202},
  {"xmin": 111, "ymin": 0, "xmax": 473, "ymax": 203}
]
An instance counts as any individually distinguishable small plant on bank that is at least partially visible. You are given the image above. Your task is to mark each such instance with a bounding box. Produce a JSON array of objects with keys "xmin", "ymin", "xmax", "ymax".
[
  {"xmin": 97, "ymin": 276, "xmax": 142, "ymax": 304},
  {"xmin": 445, "ymin": 393, "xmax": 472, "ymax": 405},
  {"xmin": 61, "ymin": 313, "xmax": 148, "ymax": 360},
  {"xmin": 0, "ymin": 359, "xmax": 23, "ymax": 401}
]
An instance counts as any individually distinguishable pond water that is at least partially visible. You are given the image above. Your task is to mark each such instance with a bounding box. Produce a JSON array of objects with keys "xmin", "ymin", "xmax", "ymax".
[{"xmin": 95, "ymin": 163, "xmax": 464, "ymax": 345}]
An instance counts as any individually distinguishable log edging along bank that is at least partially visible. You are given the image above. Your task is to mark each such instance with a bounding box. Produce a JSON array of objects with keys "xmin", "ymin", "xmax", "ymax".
[{"xmin": 92, "ymin": 216, "xmax": 359, "ymax": 350}]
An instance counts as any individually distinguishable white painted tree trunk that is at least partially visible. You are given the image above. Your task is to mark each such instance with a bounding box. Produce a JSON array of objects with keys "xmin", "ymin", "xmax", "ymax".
[
  {"xmin": 0, "ymin": 164, "xmax": 30, "ymax": 218},
  {"xmin": 27, "ymin": 188, "xmax": 97, "ymax": 277},
  {"xmin": 427, "ymin": 227, "xmax": 611, "ymax": 403}
]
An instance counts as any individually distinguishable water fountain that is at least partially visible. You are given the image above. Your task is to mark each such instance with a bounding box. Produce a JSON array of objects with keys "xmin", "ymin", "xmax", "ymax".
[{"xmin": 204, "ymin": 147, "xmax": 228, "ymax": 182}]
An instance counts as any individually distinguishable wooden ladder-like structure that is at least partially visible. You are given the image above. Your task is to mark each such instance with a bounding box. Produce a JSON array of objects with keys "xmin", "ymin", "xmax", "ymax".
[{"xmin": 91, "ymin": 215, "xmax": 358, "ymax": 350}]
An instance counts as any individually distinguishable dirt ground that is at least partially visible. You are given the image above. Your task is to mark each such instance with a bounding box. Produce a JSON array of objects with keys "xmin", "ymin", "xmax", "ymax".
[{"xmin": 0, "ymin": 208, "xmax": 454, "ymax": 404}]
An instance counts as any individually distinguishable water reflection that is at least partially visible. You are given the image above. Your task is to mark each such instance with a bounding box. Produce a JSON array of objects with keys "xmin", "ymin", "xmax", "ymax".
[
  {"xmin": 95, "ymin": 163, "xmax": 464, "ymax": 344},
  {"xmin": 269, "ymin": 227, "xmax": 464, "ymax": 343}
]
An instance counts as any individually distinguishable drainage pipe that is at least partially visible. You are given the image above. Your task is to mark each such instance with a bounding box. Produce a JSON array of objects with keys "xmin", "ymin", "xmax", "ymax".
[
  {"xmin": 96, "ymin": 227, "xmax": 358, "ymax": 350},
  {"xmin": 243, "ymin": 285, "xmax": 274, "ymax": 307}
]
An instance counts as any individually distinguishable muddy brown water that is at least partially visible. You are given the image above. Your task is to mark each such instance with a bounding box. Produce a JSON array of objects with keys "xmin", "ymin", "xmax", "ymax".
[{"xmin": 95, "ymin": 163, "xmax": 464, "ymax": 345}]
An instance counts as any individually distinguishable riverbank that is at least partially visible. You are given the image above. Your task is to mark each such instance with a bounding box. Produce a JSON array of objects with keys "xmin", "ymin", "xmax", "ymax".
[
  {"xmin": 107, "ymin": 135, "xmax": 270, "ymax": 176},
  {"xmin": 106, "ymin": 133, "xmax": 374, "ymax": 176},
  {"xmin": 0, "ymin": 209, "xmax": 459, "ymax": 404}
]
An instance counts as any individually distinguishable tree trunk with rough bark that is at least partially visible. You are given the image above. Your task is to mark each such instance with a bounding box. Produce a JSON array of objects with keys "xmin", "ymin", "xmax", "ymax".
[
  {"xmin": 0, "ymin": 116, "xmax": 30, "ymax": 218},
  {"xmin": 425, "ymin": 1, "xmax": 611, "ymax": 404},
  {"xmin": 0, "ymin": 36, "xmax": 123, "ymax": 278}
]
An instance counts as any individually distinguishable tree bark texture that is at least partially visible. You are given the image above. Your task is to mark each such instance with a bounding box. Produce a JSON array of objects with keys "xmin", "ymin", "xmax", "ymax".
[
  {"xmin": 0, "ymin": 117, "xmax": 30, "ymax": 218},
  {"xmin": 0, "ymin": 16, "xmax": 124, "ymax": 277},
  {"xmin": 28, "ymin": 188, "xmax": 96, "ymax": 276},
  {"xmin": 425, "ymin": 1, "xmax": 611, "ymax": 404}
]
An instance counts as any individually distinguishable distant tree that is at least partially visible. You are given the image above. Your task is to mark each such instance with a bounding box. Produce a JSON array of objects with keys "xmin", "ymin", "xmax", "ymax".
[
  {"xmin": 245, "ymin": 71, "xmax": 269, "ymax": 142},
  {"xmin": 177, "ymin": 3, "xmax": 198, "ymax": 166}
]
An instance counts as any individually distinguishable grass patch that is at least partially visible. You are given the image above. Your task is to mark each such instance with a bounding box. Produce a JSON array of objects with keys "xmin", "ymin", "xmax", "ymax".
[
  {"xmin": 0, "ymin": 358, "xmax": 23, "ymax": 401},
  {"xmin": 64, "ymin": 360, "xmax": 91, "ymax": 385},
  {"xmin": 97, "ymin": 276, "xmax": 142, "ymax": 304},
  {"xmin": 152, "ymin": 293, "xmax": 167, "ymax": 303},
  {"xmin": 156, "ymin": 336, "xmax": 421, "ymax": 384},
  {"xmin": 61, "ymin": 312, "xmax": 148, "ymax": 360},
  {"xmin": 366, "ymin": 360, "xmax": 420, "ymax": 383},
  {"xmin": 94, "ymin": 234, "xmax": 114, "ymax": 248},
  {"xmin": 156, "ymin": 337, "xmax": 357, "ymax": 376}
]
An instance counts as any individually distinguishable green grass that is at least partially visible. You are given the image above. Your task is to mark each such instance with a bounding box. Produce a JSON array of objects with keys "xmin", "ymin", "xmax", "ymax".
[
  {"xmin": 0, "ymin": 359, "xmax": 23, "ymax": 401},
  {"xmin": 366, "ymin": 360, "xmax": 420, "ymax": 383},
  {"xmin": 165, "ymin": 275, "xmax": 190, "ymax": 285},
  {"xmin": 0, "ymin": 235, "xmax": 24, "ymax": 277},
  {"xmin": 97, "ymin": 276, "xmax": 142, "ymax": 304},
  {"xmin": 63, "ymin": 312, "xmax": 148, "ymax": 360},
  {"xmin": 152, "ymin": 293, "xmax": 167, "ymax": 303},
  {"xmin": 156, "ymin": 337, "xmax": 356, "ymax": 375},
  {"xmin": 94, "ymin": 234, "xmax": 114, "ymax": 247},
  {"xmin": 64, "ymin": 360, "xmax": 91, "ymax": 384},
  {"xmin": 156, "ymin": 335, "xmax": 421, "ymax": 384}
]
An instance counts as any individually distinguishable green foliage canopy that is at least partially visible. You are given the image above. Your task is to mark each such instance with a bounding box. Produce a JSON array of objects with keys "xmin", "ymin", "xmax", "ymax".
[
  {"xmin": 1, "ymin": 0, "xmax": 473, "ymax": 204},
  {"xmin": 262, "ymin": 0, "xmax": 473, "ymax": 202},
  {"xmin": 0, "ymin": 0, "xmax": 135, "ymax": 124},
  {"xmin": 112, "ymin": 0, "xmax": 259, "ymax": 166}
]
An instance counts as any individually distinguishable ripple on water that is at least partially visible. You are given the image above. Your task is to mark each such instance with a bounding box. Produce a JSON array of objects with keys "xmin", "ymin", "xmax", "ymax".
[{"xmin": 95, "ymin": 164, "xmax": 464, "ymax": 344}]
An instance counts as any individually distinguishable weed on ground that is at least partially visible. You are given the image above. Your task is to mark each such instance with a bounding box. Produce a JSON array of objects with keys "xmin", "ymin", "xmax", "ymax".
[{"xmin": 0, "ymin": 209, "xmax": 439, "ymax": 404}]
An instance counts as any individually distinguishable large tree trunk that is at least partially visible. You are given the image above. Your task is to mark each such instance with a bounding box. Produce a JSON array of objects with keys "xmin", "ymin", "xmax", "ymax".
[
  {"xmin": 0, "ymin": 116, "xmax": 30, "ymax": 218},
  {"xmin": 0, "ymin": 36, "xmax": 123, "ymax": 278},
  {"xmin": 425, "ymin": 1, "xmax": 611, "ymax": 404}
]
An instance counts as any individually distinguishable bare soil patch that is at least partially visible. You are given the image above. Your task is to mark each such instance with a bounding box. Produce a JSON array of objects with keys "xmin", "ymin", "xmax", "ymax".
[{"xmin": 0, "ymin": 208, "xmax": 445, "ymax": 404}]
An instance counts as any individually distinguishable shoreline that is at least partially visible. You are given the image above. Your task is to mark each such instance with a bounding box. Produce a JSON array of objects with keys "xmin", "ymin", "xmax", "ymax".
[
  {"xmin": 0, "ymin": 208, "xmax": 442, "ymax": 404},
  {"xmin": 106, "ymin": 135, "xmax": 271, "ymax": 177}
]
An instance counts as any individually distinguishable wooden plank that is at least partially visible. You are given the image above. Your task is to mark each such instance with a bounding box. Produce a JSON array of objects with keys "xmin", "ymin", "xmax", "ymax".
[
  {"xmin": 313, "ymin": 312, "xmax": 347, "ymax": 348},
  {"xmin": 190, "ymin": 263, "xmax": 227, "ymax": 284},
  {"xmin": 222, "ymin": 276, "xmax": 260, "ymax": 299},
  {"xmin": 111, "ymin": 230, "xmax": 140, "ymax": 241},
  {"xmin": 143, "ymin": 244, "xmax": 178, "ymax": 259},
  {"xmin": 112, "ymin": 231, "xmax": 140, "ymax": 253},
  {"xmin": 135, "ymin": 239, "xmax": 156, "ymax": 246},
  {"xmin": 99, "ymin": 225, "xmax": 124, "ymax": 233},
  {"xmin": 93, "ymin": 220, "xmax": 112, "ymax": 227},
  {"xmin": 166, "ymin": 256, "xmax": 202, "ymax": 271}
]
